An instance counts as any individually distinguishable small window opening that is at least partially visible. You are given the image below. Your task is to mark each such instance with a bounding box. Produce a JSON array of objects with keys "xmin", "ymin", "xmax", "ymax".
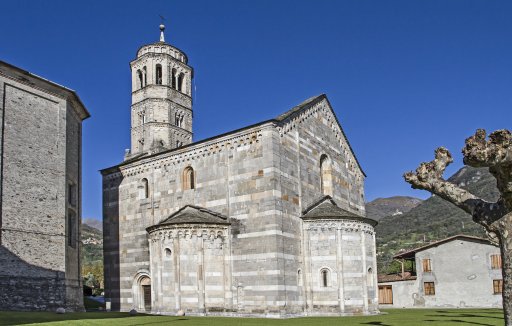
[
  {"xmin": 183, "ymin": 167, "xmax": 195, "ymax": 190},
  {"xmin": 494, "ymin": 279, "xmax": 503, "ymax": 294},
  {"xmin": 143, "ymin": 66, "xmax": 147, "ymax": 86},
  {"xmin": 297, "ymin": 269, "xmax": 302, "ymax": 286},
  {"xmin": 491, "ymin": 254, "xmax": 502, "ymax": 269},
  {"xmin": 177, "ymin": 73, "xmax": 184, "ymax": 92},
  {"xmin": 424, "ymin": 282, "xmax": 435, "ymax": 295},
  {"xmin": 165, "ymin": 248, "xmax": 172, "ymax": 257},
  {"xmin": 68, "ymin": 183, "xmax": 77, "ymax": 207},
  {"xmin": 137, "ymin": 70, "xmax": 143, "ymax": 89},
  {"xmin": 156, "ymin": 64, "xmax": 162, "ymax": 85},
  {"xmin": 422, "ymin": 259, "xmax": 432, "ymax": 272},
  {"xmin": 321, "ymin": 269, "xmax": 329, "ymax": 287},
  {"xmin": 140, "ymin": 178, "xmax": 149, "ymax": 199},
  {"xmin": 171, "ymin": 68, "xmax": 177, "ymax": 89},
  {"xmin": 68, "ymin": 209, "xmax": 76, "ymax": 248},
  {"xmin": 320, "ymin": 154, "xmax": 333, "ymax": 196}
]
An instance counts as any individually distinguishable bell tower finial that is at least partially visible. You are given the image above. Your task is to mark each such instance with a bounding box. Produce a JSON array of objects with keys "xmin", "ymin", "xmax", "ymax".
[{"xmin": 159, "ymin": 15, "xmax": 166, "ymax": 42}]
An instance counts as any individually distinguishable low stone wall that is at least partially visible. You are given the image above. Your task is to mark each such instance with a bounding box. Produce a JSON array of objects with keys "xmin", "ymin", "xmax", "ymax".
[{"xmin": 0, "ymin": 275, "xmax": 81, "ymax": 312}]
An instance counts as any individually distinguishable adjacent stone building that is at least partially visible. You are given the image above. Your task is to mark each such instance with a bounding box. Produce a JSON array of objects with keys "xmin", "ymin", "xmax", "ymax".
[
  {"xmin": 378, "ymin": 235, "xmax": 503, "ymax": 308},
  {"xmin": 102, "ymin": 26, "xmax": 378, "ymax": 317},
  {"xmin": 0, "ymin": 61, "xmax": 90, "ymax": 311}
]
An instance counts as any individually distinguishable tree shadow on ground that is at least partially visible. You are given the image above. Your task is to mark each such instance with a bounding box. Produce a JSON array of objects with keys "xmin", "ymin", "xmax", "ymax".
[
  {"xmin": 424, "ymin": 319, "xmax": 494, "ymax": 326},
  {"xmin": 360, "ymin": 322, "xmax": 391, "ymax": 326},
  {"xmin": 0, "ymin": 312, "xmax": 188, "ymax": 326},
  {"xmin": 426, "ymin": 313, "xmax": 502, "ymax": 320}
]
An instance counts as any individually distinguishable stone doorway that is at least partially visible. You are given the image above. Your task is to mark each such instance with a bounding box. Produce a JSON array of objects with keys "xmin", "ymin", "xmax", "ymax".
[{"xmin": 139, "ymin": 276, "xmax": 151, "ymax": 312}]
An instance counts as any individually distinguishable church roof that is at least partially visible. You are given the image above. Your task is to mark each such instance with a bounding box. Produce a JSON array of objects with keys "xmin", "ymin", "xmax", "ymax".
[
  {"xmin": 101, "ymin": 94, "xmax": 364, "ymax": 176},
  {"xmin": 302, "ymin": 195, "xmax": 377, "ymax": 226},
  {"xmin": 393, "ymin": 234, "xmax": 496, "ymax": 260},
  {"xmin": 147, "ymin": 205, "xmax": 230, "ymax": 231}
]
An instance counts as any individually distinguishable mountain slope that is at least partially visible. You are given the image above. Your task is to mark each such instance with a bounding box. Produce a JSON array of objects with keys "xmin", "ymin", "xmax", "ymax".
[
  {"xmin": 366, "ymin": 196, "xmax": 423, "ymax": 221},
  {"xmin": 376, "ymin": 166, "xmax": 499, "ymax": 272},
  {"xmin": 81, "ymin": 223, "xmax": 103, "ymax": 264}
]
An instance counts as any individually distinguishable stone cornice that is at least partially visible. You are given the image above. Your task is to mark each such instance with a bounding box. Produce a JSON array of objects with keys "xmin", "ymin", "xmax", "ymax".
[
  {"xmin": 304, "ymin": 219, "xmax": 374, "ymax": 235},
  {"xmin": 102, "ymin": 123, "xmax": 272, "ymax": 178},
  {"xmin": 148, "ymin": 225, "xmax": 229, "ymax": 242}
]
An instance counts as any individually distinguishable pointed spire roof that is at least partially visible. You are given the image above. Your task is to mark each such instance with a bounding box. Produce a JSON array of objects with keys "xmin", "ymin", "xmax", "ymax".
[{"xmin": 159, "ymin": 23, "xmax": 165, "ymax": 42}]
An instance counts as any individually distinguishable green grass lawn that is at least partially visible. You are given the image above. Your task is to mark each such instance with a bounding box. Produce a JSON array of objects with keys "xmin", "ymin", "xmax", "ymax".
[{"xmin": 0, "ymin": 309, "xmax": 504, "ymax": 326}]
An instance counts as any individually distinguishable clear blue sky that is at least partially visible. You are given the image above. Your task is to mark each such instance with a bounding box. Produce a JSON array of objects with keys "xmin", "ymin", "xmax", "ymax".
[{"xmin": 1, "ymin": 1, "xmax": 511, "ymax": 221}]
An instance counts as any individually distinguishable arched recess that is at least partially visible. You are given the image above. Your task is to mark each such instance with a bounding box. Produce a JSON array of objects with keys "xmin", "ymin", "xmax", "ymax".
[
  {"xmin": 320, "ymin": 267, "xmax": 331, "ymax": 287},
  {"xmin": 367, "ymin": 267, "xmax": 374, "ymax": 287},
  {"xmin": 140, "ymin": 178, "xmax": 149, "ymax": 199},
  {"xmin": 182, "ymin": 166, "xmax": 195, "ymax": 190},
  {"xmin": 133, "ymin": 271, "xmax": 151, "ymax": 312},
  {"xmin": 320, "ymin": 154, "xmax": 333, "ymax": 196}
]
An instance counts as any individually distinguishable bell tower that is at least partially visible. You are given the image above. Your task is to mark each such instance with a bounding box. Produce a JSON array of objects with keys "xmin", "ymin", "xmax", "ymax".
[{"xmin": 129, "ymin": 24, "xmax": 193, "ymax": 156}]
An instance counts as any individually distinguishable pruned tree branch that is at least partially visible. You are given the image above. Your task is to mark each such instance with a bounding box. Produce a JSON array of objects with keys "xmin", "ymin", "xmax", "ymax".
[
  {"xmin": 463, "ymin": 129, "xmax": 512, "ymax": 211},
  {"xmin": 463, "ymin": 129, "xmax": 512, "ymax": 167},
  {"xmin": 403, "ymin": 147, "xmax": 503, "ymax": 228}
]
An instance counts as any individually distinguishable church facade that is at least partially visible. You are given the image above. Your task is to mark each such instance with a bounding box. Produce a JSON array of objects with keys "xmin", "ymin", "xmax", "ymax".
[{"xmin": 102, "ymin": 26, "xmax": 378, "ymax": 317}]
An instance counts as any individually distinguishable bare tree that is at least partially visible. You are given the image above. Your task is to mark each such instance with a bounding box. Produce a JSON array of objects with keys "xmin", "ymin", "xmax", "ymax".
[{"xmin": 404, "ymin": 129, "xmax": 512, "ymax": 324}]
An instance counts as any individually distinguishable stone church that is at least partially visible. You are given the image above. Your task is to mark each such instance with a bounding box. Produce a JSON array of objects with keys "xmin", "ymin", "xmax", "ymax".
[{"xmin": 102, "ymin": 25, "xmax": 378, "ymax": 317}]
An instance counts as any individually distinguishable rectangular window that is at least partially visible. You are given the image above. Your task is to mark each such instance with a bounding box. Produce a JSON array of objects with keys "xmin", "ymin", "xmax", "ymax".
[
  {"xmin": 378, "ymin": 285, "xmax": 393, "ymax": 304},
  {"xmin": 68, "ymin": 209, "xmax": 76, "ymax": 248},
  {"xmin": 422, "ymin": 259, "xmax": 432, "ymax": 272},
  {"xmin": 491, "ymin": 254, "xmax": 502, "ymax": 270},
  {"xmin": 68, "ymin": 183, "xmax": 77, "ymax": 207},
  {"xmin": 493, "ymin": 279, "xmax": 503, "ymax": 294},
  {"xmin": 424, "ymin": 282, "xmax": 435, "ymax": 295}
]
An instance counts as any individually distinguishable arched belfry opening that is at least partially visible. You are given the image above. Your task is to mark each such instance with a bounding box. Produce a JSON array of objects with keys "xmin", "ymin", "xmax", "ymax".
[
  {"xmin": 320, "ymin": 154, "xmax": 333, "ymax": 196},
  {"xmin": 155, "ymin": 64, "xmax": 163, "ymax": 85}
]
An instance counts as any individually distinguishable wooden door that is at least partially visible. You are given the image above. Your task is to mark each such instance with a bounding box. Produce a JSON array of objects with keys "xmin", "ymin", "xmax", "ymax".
[
  {"xmin": 142, "ymin": 285, "xmax": 151, "ymax": 311},
  {"xmin": 378, "ymin": 285, "xmax": 393, "ymax": 304}
]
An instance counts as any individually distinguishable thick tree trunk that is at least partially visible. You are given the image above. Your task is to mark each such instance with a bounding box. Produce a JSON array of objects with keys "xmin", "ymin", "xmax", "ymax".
[{"xmin": 499, "ymin": 233, "xmax": 512, "ymax": 325}]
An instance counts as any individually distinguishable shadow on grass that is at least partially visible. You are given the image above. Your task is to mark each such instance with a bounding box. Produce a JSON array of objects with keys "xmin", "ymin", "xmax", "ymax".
[
  {"xmin": 0, "ymin": 312, "xmax": 190, "ymax": 326},
  {"xmin": 426, "ymin": 313, "xmax": 502, "ymax": 320},
  {"xmin": 424, "ymin": 319, "xmax": 494, "ymax": 326},
  {"xmin": 360, "ymin": 322, "xmax": 391, "ymax": 326}
]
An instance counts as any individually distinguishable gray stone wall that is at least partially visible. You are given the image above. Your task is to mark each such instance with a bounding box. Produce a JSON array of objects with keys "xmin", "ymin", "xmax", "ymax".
[{"xmin": 0, "ymin": 65, "xmax": 87, "ymax": 312}]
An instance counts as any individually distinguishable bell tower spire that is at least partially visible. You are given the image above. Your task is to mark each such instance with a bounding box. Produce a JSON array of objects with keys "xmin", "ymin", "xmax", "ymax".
[
  {"xmin": 159, "ymin": 24, "xmax": 165, "ymax": 42},
  {"xmin": 127, "ymin": 23, "xmax": 194, "ymax": 158}
]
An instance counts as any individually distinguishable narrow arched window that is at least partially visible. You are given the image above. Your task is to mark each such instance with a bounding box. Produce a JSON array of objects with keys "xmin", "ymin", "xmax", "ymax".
[
  {"xmin": 171, "ymin": 68, "xmax": 177, "ymax": 89},
  {"xmin": 321, "ymin": 268, "xmax": 329, "ymax": 287},
  {"xmin": 177, "ymin": 73, "xmax": 184, "ymax": 92},
  {"xmin": 320, "ymin": 154, "xmax": 333, "ymax": 196},
  {"xmin": 297, "ymin": 269, "xmax": 303, "ymax": 286},
  {"xmin": 142, "ymin": 66, "xmax": 147, "ymax": 86},
  {"xmin": 155, "ymin": 64, "xmax": 162, "ymax": 85},
  {"xmin": 140, "ymin": 178, "xmax": 149, "ymax": 199},
  {"xmin": 183, "ymin": 167, "xmax": 195, "ymax": 190},
  {"xmin": 180, "ymin": 116, "xmax": 184, "ymax": 128},
  {"xmin": 137, "ymin": 70, "xmax": 143, "ymax": 89}
]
